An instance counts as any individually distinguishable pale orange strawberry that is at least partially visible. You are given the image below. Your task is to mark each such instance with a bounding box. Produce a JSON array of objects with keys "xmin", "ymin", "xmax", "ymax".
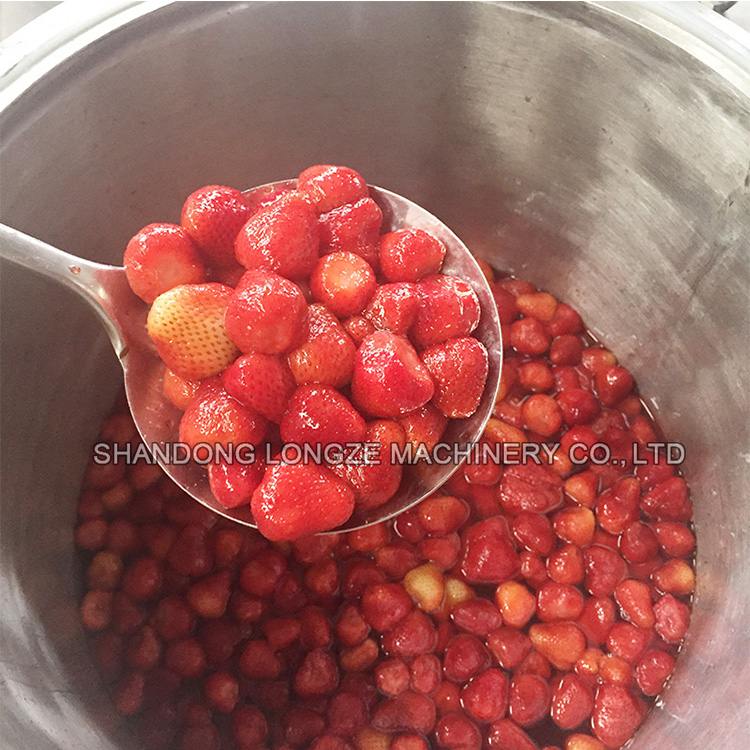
[
  {"xmin": 287, "ymin": 304, "xmax": 356, "ymax": 387},
  {"xmin": 147, "ymin": 283, "xmax": 238, "ymax": 380},
  {"xmin": 163, "ymin": 369, "xmax": 202, "ymax": 411}
]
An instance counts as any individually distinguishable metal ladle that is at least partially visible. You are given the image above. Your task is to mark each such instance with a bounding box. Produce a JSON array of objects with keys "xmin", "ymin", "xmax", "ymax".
[{"xmin": 0, "ymin": 181, "xmax": 502, "ymax": 531}]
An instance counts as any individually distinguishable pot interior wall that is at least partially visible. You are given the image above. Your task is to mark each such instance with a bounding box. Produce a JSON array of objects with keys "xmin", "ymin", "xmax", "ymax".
[{"xmin": 1, "ymin": 2, "xmax": 749, "ymax": 748}]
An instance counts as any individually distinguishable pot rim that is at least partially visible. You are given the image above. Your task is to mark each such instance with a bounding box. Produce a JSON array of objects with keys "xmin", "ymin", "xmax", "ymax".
[{"xmin": 2, "ymin": 1, "xmax": 750, "ymax": 114}]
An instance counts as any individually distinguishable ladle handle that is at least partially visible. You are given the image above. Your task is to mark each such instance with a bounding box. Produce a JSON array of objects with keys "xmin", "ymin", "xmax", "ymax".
[{"xmin": 0, "ymin": 223, "xmax": 127, "ymax": 354}]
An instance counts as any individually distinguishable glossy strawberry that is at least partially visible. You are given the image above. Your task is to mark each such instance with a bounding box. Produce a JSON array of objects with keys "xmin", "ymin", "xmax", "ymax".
[
  {"xmin": 379, "ymin": 228, "xmax": 446, "ymax": 282},
  {"xmin": 550, "ymin": 673, "xmax": 594, "ymax": 729},
  {"xmin": 280, "ymin": 385, "xmax": 367, "ymax": 448},
  {"xmin": 421, "ymin": 336, "xmax": 488, "ymax": 418},
  {"xmin": 352, "ymin": 331, "xmax": 435, "ymax": 418},
  {"xmin": 344, "ymin": 315, "xmax": 376, "ymax": 345},
  {"xmin": 318, "ymin": 197, "xmax": 382, "ymax": 266},
  {"xmin": 364, "ymin": 282, "xmax": 420, "ymax": 339},
  {"xmin": 163, "ymin": 369, "xmax": 201, "ymax": 411},
  {"xmin": 180, "ymin": 185, "xmax": 251, "ymax": 267},
  {"xmin": 147, "ymin": 283, "xmax": 238, "ymax": 379},
  {"xmin": 288, "ymin": 304, "xmax": 357, "ymax": 387},
  {"xmin": 225, "ymin": 269, "xmax": 308, "ymax": 355},
  {"xmin": 411, "ymin": 275, "xmax": 480, "ymax": 349},
  {"xmin": 641, "ymin": 477, "xmax": 693, "ymax": 522},
  {"xmin": 251, "ymin": 463, "xmax": 355, "ymax": 541},
  {"xmin": 124, "ymin": 223, "xmax": 205, "ymax": 303},
  {"xmin": 179, "ymin": 385, "xmax": 267, "ymax": 451},
  {"xmin": 207, "ymin": 458, "xmax": 265, "ymax": 509},
  {"xmin": 528, "ymin": 622, "xmax": 587, "ymax": 671},
  {"xmin": 297, "ymin": 165, "xmax": 369, "ymax": 214},
  {"xmin": 330, "ymin": 420, "xmax": 405, "ymax": 510},
  {"xmin": 486, "ymin": 719, "xmax": 537, "ymax": 750},
  {"xmin": 399, "ymin": 403, "xmax": 448, "ymax": 453},
  {"xmin": 460, "ymin": 668, "xmax": 509, "ymax": 722},
  {"xmin": 310, "ymin": 251, "xmax": 377, "ymax": 318},
  {"xmin": 221, "ymin": 352, "xmax": 296, "ymax": 422},
  {"xmin": 235, "ymin": 191, "xmax": 319, "ymax": 278},
  {"xmin": 591, "ymin": 684, "xmax": 645, "ymax": 749}
]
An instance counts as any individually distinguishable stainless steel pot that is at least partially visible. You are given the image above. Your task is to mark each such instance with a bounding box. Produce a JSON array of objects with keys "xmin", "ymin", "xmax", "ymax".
[{"xmin": 1, "ymin": 2, "xmax": 749, "ymax": 748}]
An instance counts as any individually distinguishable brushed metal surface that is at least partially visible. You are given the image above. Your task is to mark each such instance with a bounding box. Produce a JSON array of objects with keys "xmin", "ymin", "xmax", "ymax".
[{"xmin": 1, "ymin": 2, "xmax": 749, "ymax": 748}]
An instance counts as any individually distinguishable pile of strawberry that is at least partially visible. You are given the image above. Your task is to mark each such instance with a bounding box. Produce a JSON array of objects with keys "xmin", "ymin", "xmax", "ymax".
[
  {"xmin": 124, "ymin": 165, "xmax": 489, "ymax": 541},
  {"xmin": 76, "ymin": 269, "xmax": 695, "ymax": 750}
]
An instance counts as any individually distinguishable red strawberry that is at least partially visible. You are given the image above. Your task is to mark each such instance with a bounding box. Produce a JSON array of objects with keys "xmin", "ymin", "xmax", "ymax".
[
  {"xmin": 293, "ymin": 648, "xmax": 339, "ymax": 697},
  {"xmin": 297, "ymin": 165, "xmax": 369, "ymax": 214},
  {"xmin": 124, "ymin": 223, "xmax": 205, "ymax": 303},
  {"xmin": 411, "ymin": 275, "xmax": 481, "ymax": 349},
  {"xmin": 653, "ymin": 593, "xmax": 690, "ymax": 643},
  {"xmin": 592, "ymin": 684, "xmax": 645, "ymax": 749},
  {"xmin": 288, "ymin": 304, "xmax": 356, "ymax": 387},
  {"xmin": 211, "ymin": 263, "xmax": 246, "ymax": 287},
  {"xmin": 251, "ymin": 463, "xmax": 355, "ymax": 541},
  {"xmin": 179, "ymin": 385, "xmax": 267, "ymax": 452},
  {"xmin": 550, "ymin": 673, "xmax": 594, "ymax": 730},
  {"xmin": 379, "ymin": 228, "xmax": 446, "ymax": 282},
  {"xmin": 351, "ymin": 331, "xmax": 435, "ymax": 418},
  {"xmin": 318, "ymin": 197, "xmax": 382, "ymax": 267},
  {"xmin": 181, "ymin": 185, "xmax": 252, "ymax": 267},
  {"xmin": 147, "ymin": 283, "xmax": 238, "ymax": 380},
  {"xmin": 225, "ymin": 270, "xmax": 308, "ymax": 355},
  {"xmin": 421, "ymin": 337, "xmax": 489, "ymax": 418},
  {"xmin": 364, "ymin": 282, "xmax": 419, "ymax": 336},
  {"xmin": 245, "ymin": 184, "xmax": 295, "ymax": 214},
  {"xmin": 310, "ymin": 251, "xmax": 377, "ymax": 318},
  {"xmin": 343, "ymin": 315, "xmax": 376, "ymax": 345},
  {"xmin": 371, "ymin": 692, "xmax": 436, "ymax": 735},
  {"xmin": 222, "ymin": 353, "xmax": 296, "ymax": 423},
  {"xmin": 499, "ymin": 464, "xmax": 564, "ymax": 516},
  {"xmin": 458, "ymin": 518, "xmax": 520, "ymax": 584},
  {"xmin": 330, "ymin": 420, "xmax": 405, "ymax": 510},
  {"xmin": 163, "ymin": 369, "xmax": 201, "ymax": 411},
  {"xmin": 208, "ymin": 458, "xmax": 265, "ymax": 509},
  {"xmin": 280, "ymin": 385, "xmax": 367, "ymax": 448},
  {"xmin": 641, "ymin": 477, "xmax": 692, "ymax": 522},
  {"xmin": 398, "ymin": 404, "xmax": 448, "ymax": 453},
  {"xmin": 235, "ymin": 191, "xmax": 319, "ymax": 279}
]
